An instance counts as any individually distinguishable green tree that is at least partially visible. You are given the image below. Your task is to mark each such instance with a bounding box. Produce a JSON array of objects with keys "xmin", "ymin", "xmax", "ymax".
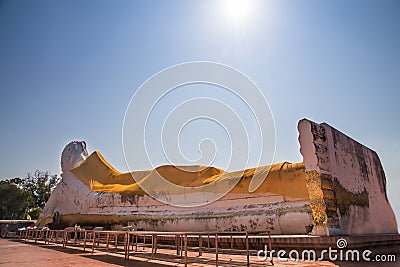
[
  {"xmin": 0, "ymin": 170, "xmax": 60, "ymax": 220},
  {"xmin": 0, "ymin": 181, "xmax": 30, "ymax": 219},
  {"xmin": 22, "ymin": 170, "xmax": 60, "ymax": 219}
]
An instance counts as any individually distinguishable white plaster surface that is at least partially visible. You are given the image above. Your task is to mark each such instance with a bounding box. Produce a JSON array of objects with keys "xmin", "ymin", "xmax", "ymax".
[{"xmin": 298, "ymin": 119, "xmax": 398, "ymax": 235}]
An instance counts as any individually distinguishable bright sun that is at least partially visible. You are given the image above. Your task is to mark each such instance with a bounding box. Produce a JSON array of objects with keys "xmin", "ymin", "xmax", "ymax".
[{"xmin": 222, "ymin": 0, "xmax": 254, "ymax": 24}]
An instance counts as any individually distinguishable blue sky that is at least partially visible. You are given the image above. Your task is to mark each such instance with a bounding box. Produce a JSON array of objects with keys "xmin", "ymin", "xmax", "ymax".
[{"xmin": 0, "ymin": 0, "xmax": 399, "ymax": 221}]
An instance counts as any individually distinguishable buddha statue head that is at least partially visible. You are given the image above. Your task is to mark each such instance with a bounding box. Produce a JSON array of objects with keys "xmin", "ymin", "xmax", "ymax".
[{"xmin": 61, "ymin": 141, "xmax": 88, "ymax": 171}]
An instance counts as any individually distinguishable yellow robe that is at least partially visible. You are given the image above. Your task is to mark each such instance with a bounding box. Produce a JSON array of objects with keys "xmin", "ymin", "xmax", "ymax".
[{"xmin": 71, "ymin": 151, "xmax": 309, "ymax": 199}]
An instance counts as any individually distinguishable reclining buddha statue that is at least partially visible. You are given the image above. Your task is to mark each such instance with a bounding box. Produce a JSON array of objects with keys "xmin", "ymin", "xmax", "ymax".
[{"xmin": 38, "ymin": 119, "xmax": 398, "ymax": 236}]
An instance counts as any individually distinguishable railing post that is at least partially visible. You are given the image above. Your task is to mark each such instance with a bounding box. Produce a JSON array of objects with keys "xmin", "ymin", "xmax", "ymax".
[
  {"xmin": 215, "ymin": 233, "xmax": 218, "ymax": 266},
  {"xmin": 184, "ymin": 233, "xmax": 188, "ymax": 267},
  {"xmin": 198, "ymin": 234, "xmax": 202, "ymax": 256},
  {"xmin": 83, "ymin": 230, "xmax": 87, "ymax": 252},
  {"xmin": 91, "ymin": 231, "xmax": 96, "ymax": 254},
  {"xmin": 246, "ymin": 231, "xmax": 250, "ymax": 267},
  {"xmin": 268, "ymin": 230, "xmax": 273, "ymax": 265},
  {"xmin": 124, "ymin": 232, "xmax": 130, "ymax": 261},
  {"xmin": 176, "ymin": 234, "xmax": 180, "ymax": 256}
]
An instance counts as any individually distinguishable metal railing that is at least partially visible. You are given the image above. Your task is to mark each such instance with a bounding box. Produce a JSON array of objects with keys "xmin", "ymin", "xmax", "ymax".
[{"xmin": 14, "ymin": 228, "xmax": 273, "ymax": 266}]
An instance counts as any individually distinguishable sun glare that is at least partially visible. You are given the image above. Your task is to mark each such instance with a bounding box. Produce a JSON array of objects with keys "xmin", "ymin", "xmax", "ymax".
[{"xmin": 222, "ymin": 0, "xmax": 254, "ymax": 24}]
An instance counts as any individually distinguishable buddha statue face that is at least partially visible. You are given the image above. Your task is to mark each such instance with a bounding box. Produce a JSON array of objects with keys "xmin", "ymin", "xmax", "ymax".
[{"xmin": 61, "ymin": 141, "xmax": 89, "ymax": 171}]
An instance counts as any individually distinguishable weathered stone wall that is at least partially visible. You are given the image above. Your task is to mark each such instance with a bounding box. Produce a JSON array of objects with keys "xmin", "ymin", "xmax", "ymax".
[{"xmin": 298, "ymin": 119, "xmax": 398, "ymax": 235}]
